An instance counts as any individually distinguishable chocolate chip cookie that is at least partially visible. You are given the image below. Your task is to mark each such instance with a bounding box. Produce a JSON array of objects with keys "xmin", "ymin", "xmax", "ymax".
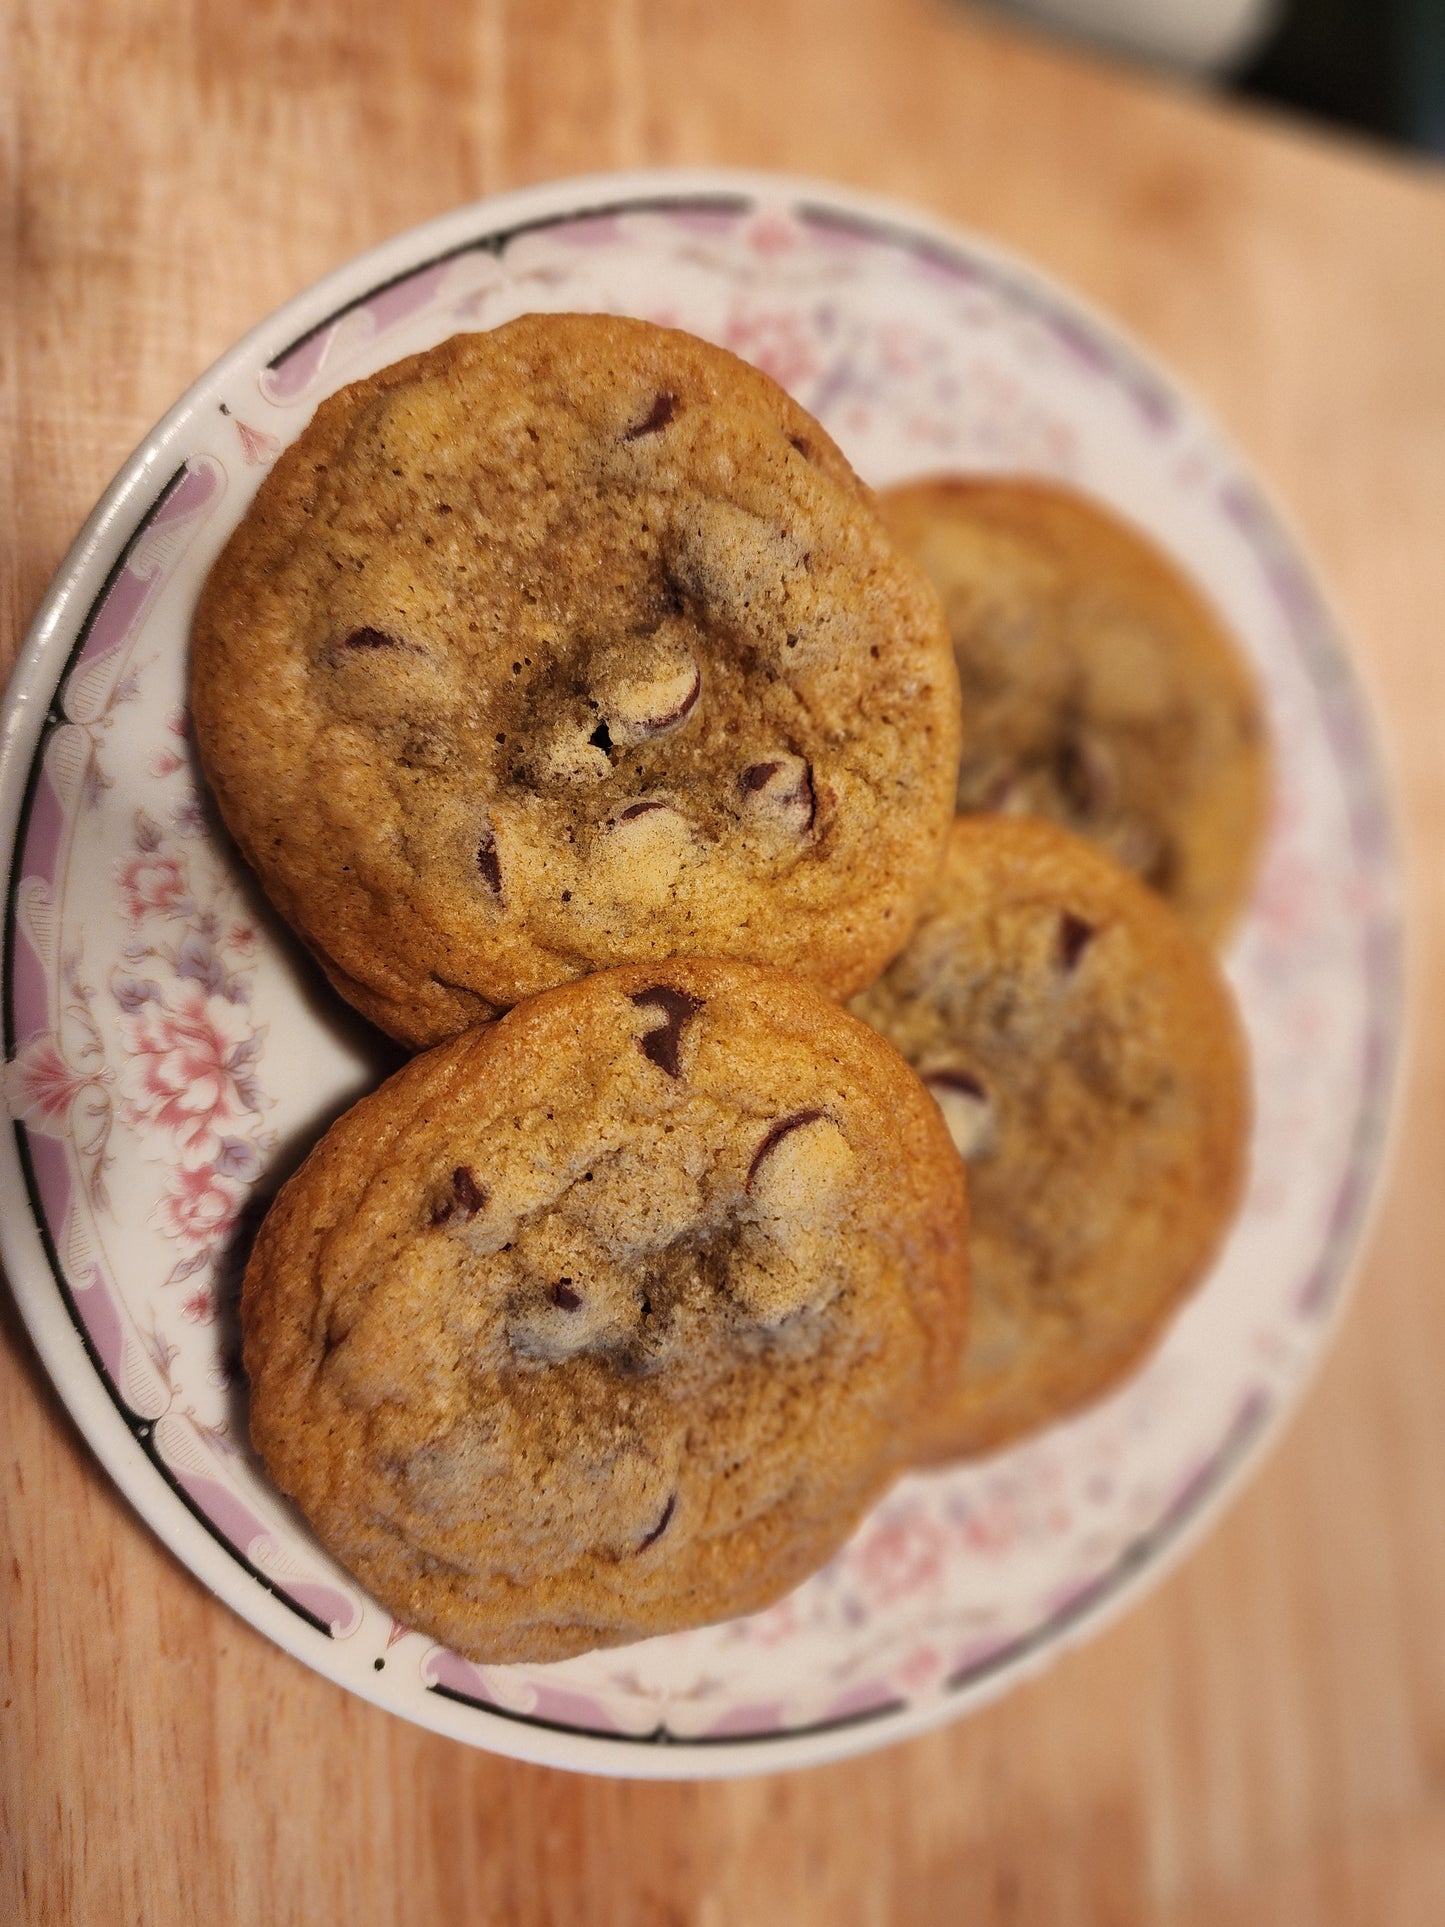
[
  {"xmin": 878, "ymin": 476, "xmax": 1270, "ymax": 946},
  {"xmin": 851, "ymin": 816, "xmax": 1249, "ymax": 1459},
  {"xmin": 243, "ymin": 960, "xmax": 970, "ymax": 1662},
  {"xmin": 192, "ymin": 315, "xmax": 961, "ymax": 1047}
]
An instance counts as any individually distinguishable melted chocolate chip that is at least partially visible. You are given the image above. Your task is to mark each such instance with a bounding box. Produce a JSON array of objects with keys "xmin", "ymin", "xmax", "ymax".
[
  {"xmin": 1059, "ymin": 913, "xmax": 1096, "ymax": 971},
  {"xmin": 739, "ymin": 757, "xmax": 815, "ymax": 833},
  {"xmin": 925, "ymin": 1073, "xmax": 997, "ymax": 1161},
  {"xmin": 550, "ymin": 1280, "xmax": 582, "ymax": 1311},
  {"xmin": 980, "ymin": 770, "xmax": 1023, "ymax": 811},
  {"xmin": 789, "ymin": 434, "xmax": 814, "ymax": 460},
  {"xmin": 617, "ymin": 799, "xmax": 670, "ymax": 822},
  {"xmin": 431, "ymin": 1165, "xmax": 488, "ymax": 1225},
  {"xmin": 629, "ymin": 985, "xmax": 702, "ymax": 1078},
  {"xmin": 477, "ymin": 832, "xmax": 502, "ymax": 896},
  {"xmin": 789, "ymin": 764, "xmax": 817, "ymax": 831},
  {"xmin": 623, "ymin": 392, "xmax": 678, "ymax": 440},
  {"xmin": 1055, "ymin": 736, "xmax": 1111, "ymax": 818},
  {"xmin": 341, "ymin": 626, "xmax": 399, "ymax": 650},
  {"xmin": 746, "ymin": 1108, "xmax": 826, "ymax": 1190},
  {"xmin": 1145, "ymin": 840, "xmax": 1179, "ymax": 894},
  {"xmin": 741, "ymin": 760, "xmax": 783, "ymax": 793},
  {"xmin": 926, "ymin": 1070, "xmax": 987, "ymax": 1101},
  {"xmin": 643, "ymin": 668, "xmax": 701, "ymax": 734},
  {"xmin": 453, "ymin": 1167, "xmax": 486, "ymax": 1214},
  {"xmin": 638, "ymin": 1492, "xmax": 677, "ymax": 1550}
]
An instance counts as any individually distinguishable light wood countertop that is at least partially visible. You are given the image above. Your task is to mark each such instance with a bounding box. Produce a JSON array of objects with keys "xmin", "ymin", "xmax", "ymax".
[{"xmin": 5, "ymin": 3, "xmax": 1445, "ymax": 1921}]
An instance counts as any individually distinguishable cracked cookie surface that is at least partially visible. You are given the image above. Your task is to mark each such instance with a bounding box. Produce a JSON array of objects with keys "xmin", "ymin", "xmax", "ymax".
[
  {"xmin": 878, "ymin": 476, "xmax": 1269, "ymax": 946},
  {"xmin": 192, "ymin": 315, "xmax": 960, "ymax": 1046},
  {"xmin": 242, "ymin": 960, "xmax": 969, "ymax": 1662},
  {"xmin": 852, "ymin": 817, "xmax": 1249, "ymax": 1460}
]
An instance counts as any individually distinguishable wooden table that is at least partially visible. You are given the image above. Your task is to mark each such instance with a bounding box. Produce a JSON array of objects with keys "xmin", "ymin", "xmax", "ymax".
[{"xmin": 5, "ymin": 3, "xmax": 1445, "ymax": 1921}]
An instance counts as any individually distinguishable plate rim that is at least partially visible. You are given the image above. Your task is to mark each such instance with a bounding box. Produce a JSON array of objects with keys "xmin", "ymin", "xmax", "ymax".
[{"xmin": 0, "ymin": 164, "xmax": 1408, "ymax": 1780}]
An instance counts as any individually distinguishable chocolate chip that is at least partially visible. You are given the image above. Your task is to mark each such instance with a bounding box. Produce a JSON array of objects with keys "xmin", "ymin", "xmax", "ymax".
[
  {"xmin": 1145, "ymin": 840, "xmax": 1178, "ymax": 894},
  {"xmin": 598, "ymin": 658, "xmax": 701, "ymax": 745},
  {"xmin": 453, "ymin": 1167, "xmax": 486, "ymax": 1214},
  {"xmin": 623, "ymin": 392, "xmax": 678, "ymax": 440},
  {"xmin": 589, "ymin": 720, "xmax": 614, "ymax": 754},
  {"xmin": 618, "ymin": 799, "xmax": 670, "ymax": 821},
  {"xmin": 431, "ymin": 1165, "xmax": 487, "ymax": 1224},
  {"xmin": 739, "ymin": 756, "xmax": 815, "ymax": 834},
  {"xmin": 659, "ymin": 677, "xmax": 700, "ymax": 730},
  {"xmin": 550, "ymin": 1280, "xmax": 582, "ymax": 1311},
  {"xmin": 477, "ymin": 832, "xmax": 502, "ymax": 896},
  {"xmin": 638, "ymin": 1492, "xmax": 677, "ymax": 1550},
  {"xmin": 789, "ymin": 764, "xmax": 816, "ymax": 829},
  {"xmin": 923, "ymin": 1074, "xmax": 996, "ymax": 1160},
  {"xmin": 1054, "ymin": 735, "xmax": 1113, "ymax": 819},
  {"xmin": 1059, "ymin": 913, "xmax": 1095, "ymax": 971},
  {"xmin": 926, "ymin": 1070, "xmax": 987, "ymax": 1101},
  {"xmin": 789, "ymin": 434, "xmax": 814, "ymax": 460},
  {"xmin": 629, "ymin": 665, "xmax": 700, "ymax": 737},
  {"xmin": 340, "ymin": 626, "xmax": 399, "ymax": 650},
  {"xmin": 746, "ymin": 1108, "xmax": 826, "ymax": 1190},
  {"xmin": 629, "ymin": 984, "xmax": 702, "ymax": 1078}
]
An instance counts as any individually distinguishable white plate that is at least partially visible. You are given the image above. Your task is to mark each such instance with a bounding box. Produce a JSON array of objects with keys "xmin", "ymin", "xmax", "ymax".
[{"xmin": 0, "ymin": 169, "xmax": 1403, "ymax": 1778}]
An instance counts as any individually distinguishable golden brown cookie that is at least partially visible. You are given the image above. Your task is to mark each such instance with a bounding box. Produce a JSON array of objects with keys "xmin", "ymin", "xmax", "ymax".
[
  {"xmin": 243, "ymin": 959, "xmax": 969, "ymax": 1662},
  {"xmin": 851, "ymin": 816, "xmax": 1249, "ymax": 1460},
  {"xmin": 192, "ymin": 315, "xmax": 961, "ymax": 1047},
  {"xmin": 878, "ymin": 476, "xmax": 1270, "ymax": 946}
]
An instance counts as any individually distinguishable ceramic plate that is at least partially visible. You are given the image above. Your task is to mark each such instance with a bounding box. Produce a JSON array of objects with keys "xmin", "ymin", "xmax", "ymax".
[{"xmin": 0, "ymin": 169, "xmax": 1403, "ymax": 1778}]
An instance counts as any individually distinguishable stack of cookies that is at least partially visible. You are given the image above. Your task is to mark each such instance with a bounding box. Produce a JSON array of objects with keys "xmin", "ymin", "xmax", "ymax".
[{"xmin": 192, "ymin": 313, "xmax": 1262, "ymax": 1664}]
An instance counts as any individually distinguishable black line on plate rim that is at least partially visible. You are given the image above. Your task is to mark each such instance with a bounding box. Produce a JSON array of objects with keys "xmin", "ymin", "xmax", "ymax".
[
  {"xmin": 795, "ymin": 199, "xmax": 987, "ymax": 279},
  {"xmin": 793, "ymin": 200, "xmax": 1177, "ymax": 423},
  {"xmin": 264, "ymin": 193, "xmax": 755, "ymax": 372},
  {"xmin": 5, "ymin": 1125, "xmax": 333, "ymax": 1639},
  {"xmin": 419, "ymin": 1395, "xmax": 1268, "ymax": 1750},
  {"xmin": 426, "ymin": 1679, "xmax": 908, "ymax": 1749},
  {"xmin": 4, "ymin": 460, "xmax": 189, "ymax": 1064},
  {"xmin": 3, "ymin": 461, "xmax": 333, "ymax": 1643},
  {"xmin": 942, "ymin": 1389, "xmax": 1271, "ymax": 1697}
]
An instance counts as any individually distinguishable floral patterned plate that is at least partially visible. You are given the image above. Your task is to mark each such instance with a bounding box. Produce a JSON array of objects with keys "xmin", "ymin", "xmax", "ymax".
[{"xmin": 0, "ymin": 170, "xmax": 1403, "ymax": 1778}]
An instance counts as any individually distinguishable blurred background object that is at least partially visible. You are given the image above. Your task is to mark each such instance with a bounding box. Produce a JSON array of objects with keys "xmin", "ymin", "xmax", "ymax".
[
  {"xmin": 982, "ymin": 0, "xmax": 1284, "ymax": 75},
  {"xmin": 1237, "ymin": 0, "xmax": 1445, "ymax": 153},
  {"xmin": 982, "ymin": 0, "xmax": 1445, "ymax": 154}
]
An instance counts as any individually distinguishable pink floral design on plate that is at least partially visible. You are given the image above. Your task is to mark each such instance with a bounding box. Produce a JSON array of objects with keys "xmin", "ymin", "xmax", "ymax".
[
  {"xmin": 119, "ymin": 842, "xmax": 192, "ymax": 923},
  {"xmin": 0, "ymin": 173, "xmax": 1402, "ymax": 1778},
  {"xmin": 122, "ymin": 985, "xmax": 262, "ymax": 1157}
]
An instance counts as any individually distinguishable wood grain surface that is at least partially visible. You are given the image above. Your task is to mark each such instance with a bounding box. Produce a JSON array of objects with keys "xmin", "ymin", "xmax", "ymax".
[{"xmin": 5, "ymin": 2, "xmax": 1445, "ymax": 1922}]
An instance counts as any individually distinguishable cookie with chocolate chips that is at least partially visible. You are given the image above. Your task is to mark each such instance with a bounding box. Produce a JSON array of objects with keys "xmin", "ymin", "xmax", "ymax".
[
  {"xmin": 878, "ymin": 476, "xmax": 1270, "ymax": 946},
  {"xmin": 192, "ymin": 314, "xmax": 960, "ymax": 1046},
  {"xmin": 851, "ymin": 816, "xmax": 1249, "ymax": 1460},
  {"xmin": 242, "ymin": 960, "xmax": 969, "ymax": 1662}
]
